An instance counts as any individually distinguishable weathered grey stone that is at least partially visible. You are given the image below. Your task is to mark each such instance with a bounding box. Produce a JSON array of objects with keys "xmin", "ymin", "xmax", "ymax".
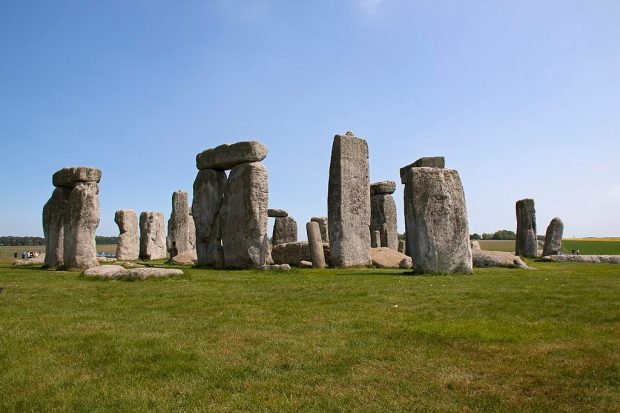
[
  {"xmin": 328, "ymin": 132, "xmax": 371, "ymax": 267},
  {"xmin": 398, "ymin": 239, "xmax": 406, "ymax": 255},
  {"xmin": 171, "ymin": 249, "xmax": 197, "ymax": 265},
  {"xmin": 127, "ymin": 268, "xmax": 184, "ymax": 279},
  {"xmin": 370, "ymin": 247, "xmax": 411, "ymax": 269},
  {"xmin": 370, "ymin": 181, "xmax": 397, "ymax": 196},
  {"xmin": 515, "ymin": 199, "xmax": 537, "ymax": 258},
  {"xmin": 400, "ymin": 157, "xmax": 445, "ymax": 184},
  {"xmin": 299, "ymin": 260, "xmax": 313, "ymax": 268},
  {"xmin": 272, "ymin": 216, "xmax": 298, "ymax": 245},
  {"xmin": 271, "ymin": 241, "xmax": 331, "ymax": 266},
  {"xmin": 220, "ymin": 162, "xmax": 269, "ymax": 269},
  {"xmin": 471, "ymin": 240, "xmax": 481, "ymax": 251},
  {"xmin": 370, "ymin": 192, "xmax": 398, "ymax": 250},
  {"xmin": 257, "ymin": 264, "xmax": 291, "ymax": 271},
  {"xmin": 306, "ymin": 221, "xmax": 326, "ymax": 268},
  {"xmin": 166, "ymin": 190, "xmax": 194, "ymax": 257},
  {"xmin": 53, "ymin": 167, "xmax": 102, "ymax": 187},
  {"xmin": 311, "ymin": 217, "xmax": 329, "ymax": 243},
  {"xmin": 473, "ymin": 250, "xmax": 530, "ymax": 269},
  {"xmin": 268, "ymin": 209, "xmax": 288, "ymax": 218},
  {"xmin": 139, "ymin": 212, "xmax": 166, "ymax": 260},
  {"xmin": 399, "ymin": 257, "xmax": 413, "ymax": 269},
  {"xmin": 541, "ymin": 255, "xmax": 620, "ymax": 264},
  {"xmin": 371, "ymin": 230, "xmax": 382, "ymax": 248},
  {"xmin": 63, "ymin": 182, "xmax": 100, "ymax": 269},
  {"xmin": 83, "ymin": 265, "xmax": 127, "ymax": 279},
  {"xmin": 43, "ymin": 187, "xmax": 71, "ymax": 267},
  {"xmin": 196, "ymin": 141, "xmax": 268, "ymax": 170},
  {"xmin": 404, "ymin": 167, "xmax": 472, "ymax": 274},
  {"xmin": 115, "ymin": 209, "xmax": 139, "ymax": 261},
  {"xmin": 542, "ymin": 217, "xmax": 564, "ymax": 257},
  {"xmin": 192, "ymin": 169, "xmax": 227, "ymax": 266}
]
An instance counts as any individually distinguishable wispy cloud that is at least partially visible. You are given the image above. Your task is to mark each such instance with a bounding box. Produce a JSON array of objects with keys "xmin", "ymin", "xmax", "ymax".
[{"xmin": 357, "ymin": 0, "xmax": 386, "ymax": 15}]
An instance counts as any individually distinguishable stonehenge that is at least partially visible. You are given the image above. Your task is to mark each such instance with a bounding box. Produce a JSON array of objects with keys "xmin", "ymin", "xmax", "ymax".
[
  {"xmin": 370, "ymin": 180, "xmax": 398, "ymax": 250},
  {"xmin": 115, "ymin": 209, "xmax": 139, "ymax": 261},
  {"xmin": 328, "ymin": 131, "xmax": 372, "ymax": 267},
  {"xmin": 193, "ymin": 141, "xmax": 269, "ymax": 269},
  {"xmin": 403, "ymin": 163, "xmax": 472, "ymax": 274},
  {"xmin": 542, "ymin": 217, "xmax": 564, "ymax": 257},
  {"xmin": 271, "ymin": 241, "xmax": 331, "ymax": 267},
  {"xmin": 166, "ymin": 190, "xmax": 195, "ymax": 258},
  {"xmin": 43, "ymin": 167, "xmax": 101, "ymax": 269},
  {"xmin": 139, "ymin": 212, "xmax": 166, "ymax": 260},
  {"xmin": 515, "ymin": 199, "xmax": 537, "ymax": 257}
]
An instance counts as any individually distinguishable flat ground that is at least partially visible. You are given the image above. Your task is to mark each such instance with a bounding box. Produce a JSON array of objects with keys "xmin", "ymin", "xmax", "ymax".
[{"xmin": 0, "ymin": 261, "xmax": 618, "ymax": 412}]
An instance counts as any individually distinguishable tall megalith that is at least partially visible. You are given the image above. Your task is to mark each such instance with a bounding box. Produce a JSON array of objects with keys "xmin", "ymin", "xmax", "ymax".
[
  {"xmin": 193, "ymin": 141, "xmax": 269, "ymax": 268},
  {"xmin": 542, "ymin": 217, "xmax": 563, "ymax": 257},
  {"xmin": 115, "ymin": 209, "xmax": 139, "ymax": 261},
  {"xmin": 403, "ymin": 166, "xmax": 472, "ymax": 274},
  {"xmin": 43, "ymin": 167, "xmax": 101, "ymax": 269},
  {"xmin": 139, "ymin": 211, "xmax": 166, "ymax": 260},
  {"xmin": 328, "ymin": 131, "xmax": 371, "ymax": 267},
  {"xmin": 370, "ymin": 181, "xmax": 398, "ymax": 250},
  {"xmin": 273, "ymin": 216, "xmax": 298, "ymax": 245},
  {"xmin": 515, "ymin": 199, "xmax": 537, "ymax": 258},
  {"xmin": 167, "ymin": 190, "xmax": 195, "ymax": 258},
  {"xmin": 310, "ymin": 217, "xmax": 329, "ymax": 243}
]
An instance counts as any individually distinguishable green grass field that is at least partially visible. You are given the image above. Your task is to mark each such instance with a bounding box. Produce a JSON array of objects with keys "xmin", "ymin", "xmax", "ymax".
[
  {"xmin": 561, "ymin": 240, "xmax": 620, "ymax": 255},
  {"xmin": 1, "ymin": 262, "xmax": 619, "ymax": 412}
]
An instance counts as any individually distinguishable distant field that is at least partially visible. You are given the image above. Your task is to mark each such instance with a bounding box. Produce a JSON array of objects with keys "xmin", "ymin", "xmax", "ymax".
[
  {"xmin": 478, "ymin": 240, "xmax": 515, "ymax": 252},
  {"xmin": 0, "ymin": 245, "xmax": 117, "ymax": 262},
  {"xmin": 561, "ymin": 240, "xmax": 620, "ymax": 255}
]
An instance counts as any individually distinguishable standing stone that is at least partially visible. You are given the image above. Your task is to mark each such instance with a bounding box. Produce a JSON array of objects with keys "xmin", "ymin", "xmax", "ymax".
[
  {"xmin": 370, "ymin": 181, "xmax": 398, "ymax": 250},
  {"xmin": 328, "ymin": 132, "xmax": 371, "ymax": 267},
  {"xmin": 310, "ymin": 217, "xmax": 329, "ymax": 243},
  {"xmin": 139, "ymin": 212, "xmax": 166, "ymax": 260},
  {"xmin": 371, "ymin": 230, "xmax": 382, "ymax": 248},
  {"xmin": 400, "ymin": 157, "xmax": 445, "ymax": 184},
  {"xmin": 542, "ymin": 217, "xmax": 564, "ymax": 257},
  {"xmin": 167, "ymin": 190, "xmax": 194, "ymax": 258},
  {"xmin": 43, "ymin": 187, "xmax": 71, "ymax": 267},
  {"xmin": 63, "ymin": 181, "xmax": 100, "ymax": 269},
  {"xmin": 273, "ymin": 216, "xmax": 298, "ymax": 245},
  {"xmin": 398, "ymin": 239, "xmax": 406, "ymax": 255},
  {"xmin": 515, "ymin": 199, "xmax": 537, "ymax": 258},
  {"xmin": 220, "ymin": 162, "xmax": 269, "ymax": 268},
  {"xmin": 306, "ymin": 222, "xmax": 326, "ymax": 268},
  {"xmin": 192, "ymin": 169, "xmax": 227, "ymax": 266},
  {"xmin": 115, "ymin": 209, "xmax": 139, "ymax": 261},
  {"xmin": 404, "ymin": 167, "xmax": 472, "ymax": 274}
]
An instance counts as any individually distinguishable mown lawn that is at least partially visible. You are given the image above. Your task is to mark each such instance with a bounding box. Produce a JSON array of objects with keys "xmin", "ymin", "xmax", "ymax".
[
  {"xmin": 561, "ymin": 240, "xmax": 620, "ymax": 255},
  {"xmin": 0, "ymin": 262, "xmax": 619, "ymax": 412}
]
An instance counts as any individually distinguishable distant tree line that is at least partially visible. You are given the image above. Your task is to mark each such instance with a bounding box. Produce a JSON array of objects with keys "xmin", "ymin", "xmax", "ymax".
[
  {"xmin": 0, "ymin": 236, "xmax": 118, "ymax": 246},
  {"xmin": 470, "ymin": 230, "xmax": 516, "ymax": 240}
]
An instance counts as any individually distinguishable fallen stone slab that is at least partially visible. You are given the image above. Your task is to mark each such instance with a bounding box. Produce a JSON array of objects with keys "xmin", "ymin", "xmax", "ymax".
[
  {"xmin": 370, "ymin": 247, "xmax": 411, "ymax": 269},
  {"xmin": 299, "ymin": 260, "xmax": 313, "ymax": 268},
  {"xmin": 83, "ymin": 265, "xmax": 184, "ymax": 279},
  {"xmin": 171, "ymin": 249, "xmax": 197, "ymax": 265},
  {"xmin": 53, "ymin": 167, "xmax": 102, "ymax": 187},
  {"xmin": 268, "ymin": 209, "xmax": 288, "ymax": 218},
  {"xmin": 196, "ymin": 141, "xmax": 268, "ymax": 170},
  {"xmin": 271, "ymin": 241, "xmax": 331, "ymax": 266},
  {"xmin": 257, "ymin": 264, "xmax": 291, "ymax": 271},
  {"xmin": 473, "ymin": 250, "xmax": 530, "ymax": 269},
  {"xmin": 399, "ymin": 257, "xmax": 413, "ymax": 269},
  {"xmin": 540, "ymin": 255, "xmax": 620, "ymax": 264}
]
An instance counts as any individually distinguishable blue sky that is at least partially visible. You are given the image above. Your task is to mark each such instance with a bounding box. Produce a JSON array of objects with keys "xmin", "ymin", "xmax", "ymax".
[{"xmin": 1, "ymin": 0, "xmax": 619, "ymax": 238}]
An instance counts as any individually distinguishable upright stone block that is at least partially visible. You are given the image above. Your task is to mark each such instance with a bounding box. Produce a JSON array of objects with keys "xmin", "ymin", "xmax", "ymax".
[
  {"xmin": 306, "ymin": 222, "xmax": 326, "ymax": 268},
  {"xmin": 139, "ymin": 211, "xmax": 166, "ymax": 260},
  {"xmin": 311, "ymin": 217, "xmax": 329, "ymax": 243},
  {"xmin": 515, "ymin": 199, "xmax": 537, "ymax": 258},
  {"xmin": 542, "ymin": 217, "xmax": 564, "ymax": 257},
  {"xmin": 192, "ymin": 169, "xmax": 227, "ymax": 266},
  {"xmin": 328, "ymin": 132, "xmax": 371, "ymax": 267},
  {"xmin": 63, "ymin": 181, "xmax": 100, "ymax": 269},
  {"xmin": 115, "ymin": 209, "xmax": 139, "ymax": 261},
  {"xmin": 273, "ymin": 216, "xmax": 298, "ymax": 245},
  {"xmin": 167, "ymin": 190, "xmax": 194, "ymax": 258},
  {"xmin": 42, "ymin": 187, "xmax": 71, "ymax": 267},
  {"xmin": 400, "ymin": 157, "xmax": 445, "ymax": 184},
  {"xmin": 220, "ymin": 162, "xmax": 269, "ymax": 268},
  {"xmin": 404, "ymin": 167, "xmax": 472, "ymax": 274}
]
